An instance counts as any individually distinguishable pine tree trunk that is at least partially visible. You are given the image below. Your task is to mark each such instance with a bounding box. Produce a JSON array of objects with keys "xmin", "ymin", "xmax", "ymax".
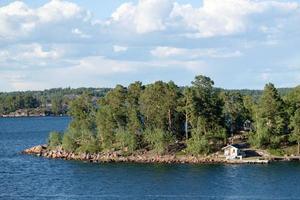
[
  {"xmin": 168, "ymin": 109, "xmax": 172, "ymax": 131},
  {"xmin": 185, "ymin": 113, "xmax": 188, "ymax": 139}
]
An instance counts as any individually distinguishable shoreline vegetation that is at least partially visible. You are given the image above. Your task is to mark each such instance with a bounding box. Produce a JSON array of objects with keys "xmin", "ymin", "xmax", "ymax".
[
  {"xmin": 22, "ymin": 75, "xmax": 300, "ymax": 164},
  {"xmin": 0, "ymin": 88, "xmax": 110, "ymax": 117}
]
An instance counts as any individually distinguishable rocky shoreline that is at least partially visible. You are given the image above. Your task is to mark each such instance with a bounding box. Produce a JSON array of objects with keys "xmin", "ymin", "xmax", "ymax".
[{"xmin": 22, "ymin": 145, "xmax": 273, "ymax": 164}]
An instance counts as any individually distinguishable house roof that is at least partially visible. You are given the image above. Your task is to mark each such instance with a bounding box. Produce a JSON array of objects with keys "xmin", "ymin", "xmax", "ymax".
[{"xmin": 222, "ymin": 144, "xmax": 242, "ymax": 150}]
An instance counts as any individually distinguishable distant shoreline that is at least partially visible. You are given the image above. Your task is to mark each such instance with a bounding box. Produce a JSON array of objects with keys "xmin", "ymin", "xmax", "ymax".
[
  {"xmin": 0, "ymin": 115, "xmax": 68, "ymax": 118},
  {"xmin": 22, "ymin": 145, "xmax": 276, "ymax": 165}
]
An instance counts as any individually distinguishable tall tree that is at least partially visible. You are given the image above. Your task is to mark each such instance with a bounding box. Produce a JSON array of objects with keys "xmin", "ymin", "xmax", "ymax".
[
  {"xmin": 140, "ymin": 81, "xmax": 180, "ymax": 132},
  {"xmin": 290, "ymin": 109, "xmax": 300, "ymax": 154},
  {"xmin": 251, "ymin": 83, "xmax": 288, "ymax": 148},
  {"xmin": 126, "ymin": 82, "xmax": 144, "ymax": 135},
  {"xmin": 222, "ymin": 92, "xmax": 248, "ymax": 135},
  {"xmin": 68, "ymin": 93, "xmax": 96, "ymax": 131},
  {"xmin": 179, "ymin": 87, "xmax": 197, "ymax": 139},
  {"xmin": 192, "ymin": 75, "xmax": 224, "ymax": 130},
  {"xmin": 96, "ymin": 85, "xmax": 128, "ymax": 149}
]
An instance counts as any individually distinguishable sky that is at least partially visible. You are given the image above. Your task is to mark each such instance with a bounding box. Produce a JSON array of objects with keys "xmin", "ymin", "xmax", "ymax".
[{"xmin": 0, "ymin": 0, "xmax": 299, "ymax": 91}]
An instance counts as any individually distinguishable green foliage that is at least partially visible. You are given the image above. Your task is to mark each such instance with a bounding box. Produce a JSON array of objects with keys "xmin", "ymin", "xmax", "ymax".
[
  {"xmin": 143, "ymin": 128, "xmax": 174, "ymax": 155},
  {"xmin": 289, "ymin": 109, "xmax": 300, "ymax": 154},
  {"xmin": 76, "ymin": 129, "xmax": 100, "ymax": 154},
  {"xmin": 62, "ymin": 127, "xmax": 99, "ymax": 153},
  {"xmin": 221, "ymin": 92, "xmax": 249, "ymax": 134},
  {"xmin": 115, "ymin": 129, "xmax": 137, "ymax": 154},
  {"xmin": 186, "ymin": 117, "xmax": 226, "ymax": 155},
  {"xmin": 62, "ymin": 128, "xmax": 81, "ymax": 152},
  {"xmin": 186, "ymin": 135, "xmax": 210, "ymax": 155},
  {"xmin": 140, "ymin": 81, "xmax": 181, "ymax": 132},
  {"xmin": 250, "ymin": 83, "xmax": 288, "ymax": 148},
  {"xmin": 96, "ymin": 105, "xmax": 117, "ymax": 150},
  {"xmin": 267, "ymin": 148, "xmax": 285, "ymax": 156},
  {"xmin": 0, "ymin": 88, "xmax": 110, "ymax": 115},
  {"xmin": 68, "ymin": 93, "xmax": 96, "ymax": 131},
  {"xmin": 37, "ymin": 76, "xmax": 299, "ymax": 157},
  {"xmin": 51, "ymin": 95, "xmax": 64, "ymax": 115},
  {"xmin": 191, "ymin": 75, "xmax": 224, "ymax": 131},
  {"xmin": 47, "ymin": 131, "xmax": 62, "ymax": 149},
  {"xmin": 284, "ymin": 86, "xmax": 300, "ymax": 117}
]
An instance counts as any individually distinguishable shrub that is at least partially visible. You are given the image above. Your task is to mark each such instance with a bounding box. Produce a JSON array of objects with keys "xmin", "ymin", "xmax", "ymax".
[
  {"xmin": 47, "ymin": 131, "xmax": 62, "ymax": 149},
  {"xmin": 143, "ymin": 128, "xmax": 174, "ymax": 155},
  {"xmin": 62, "ymin": 128, "xmax": 80, "ymax": 152},
  {"xmin": 115, "ymin": 129, "xmax": 137, "ymax": 154},
  {"xmin": 76, "ymin": 137, "xmax": 99, "ymax": 154},
  {"xmin": 186, "ymin": 135, "xmax": 210, "ymax": 155},
  {"xmin": 268, "ymin": 148, "xmax": 285, "ymax": 156}
]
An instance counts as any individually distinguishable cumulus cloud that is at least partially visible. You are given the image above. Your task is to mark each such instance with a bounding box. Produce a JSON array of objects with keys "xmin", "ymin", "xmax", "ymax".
[
  {"xmin": 3, "ymin": 43, "xmax": 63, "ymax": 60},
  {"xmin": 109, "ymin": 0, "xmax": 173, "ymax": 33},
  {"xmin": 107, "ymin": 0, "xmax": 299, "ymax": 37},
  {"xmin": 170, "ymin": 0, "xmax": 299, "ymax": 38},
  {"xmin": 0, "ymin": 0, "xmax": 299, "ymax": 91},
  {"xmin": 0, "ymin": 0, "xmax": 91, "ymax": 40}
]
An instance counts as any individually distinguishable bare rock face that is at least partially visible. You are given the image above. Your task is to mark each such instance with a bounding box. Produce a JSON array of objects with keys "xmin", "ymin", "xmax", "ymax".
[
  {"xmin": 22, "ymin": 144, "xmax": 271, "ymax": 165},
  {"xmin": 23, "ymin": 145, "xmax": 47, "ymax": 154}
]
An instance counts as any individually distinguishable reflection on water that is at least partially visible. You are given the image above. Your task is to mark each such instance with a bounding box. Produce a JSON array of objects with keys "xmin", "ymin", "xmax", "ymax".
[{"xmin": 1, "ymin": 117, "xmax": 300, "ymax": 199}]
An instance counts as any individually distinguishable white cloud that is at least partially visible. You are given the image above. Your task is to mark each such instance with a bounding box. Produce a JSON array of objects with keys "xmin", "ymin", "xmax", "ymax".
[
  {"xmin": 113, "ymin": 45, "xmax": 128, "ymax": 53},
  {"xmin": 70, "ymin": 55, "xmax": 207, "ymax": 76},
  {"xmin": 37, "ymin": 0, "xmax": 85, "ymax": 23},
  {"xmin": 4, "ymin": 43, "xmax": 64, "ymax": 62},
  {"xmin": 18, "ymin": 43, "xmax": 62, "ymax": 60},
  {"xmin": 0, "ymin": 0, "xmax": 91, "ymax": 40},
  {"xmin": 0, "ymin": 0, "xmax": 299, "ymax": 91},
  {"xmin": 170, "ymin": 0, "xmax": 299, "ymax": 38},
  {"xmin": 74, "ymin": 56, "xmax": 137, "ymax": 75},
  {"xmin": 107, "ymin": 0, "xmax": 299, "ymax": 37},
  {"xmin": 151, "ymin": 46, "xmax": 242, "ymax": 59},
  {"xmin": 109, "ymin": 0, "xmax": 173, "ymax": 33}
]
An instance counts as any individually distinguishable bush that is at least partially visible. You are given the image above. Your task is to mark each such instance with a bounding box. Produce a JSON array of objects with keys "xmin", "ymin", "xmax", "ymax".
[
  {"xmin": 186, "ymin": 135, "xmax": 210, "ymax": 155},
  {"xmin": 76, "ymin": 134, "xmax": 100, "ymax": 154},
  {"xmin": 115, "ymin": 129, "xmax": 137, "ymax": 154},
  {"xmin": 62, "ymin": 128, "xmax": 101, "ymax": 153},
  {"xmin": 268, "ymin": 148, "xmax": 285, "ymax": 156},
  {"xmin": 249, "ymin": 126, "xmax": 269, "ymax": 148},
  {"xmin": 143, "ymin": 128, "xmax": 174, "ymax": 155},
  {"xmin": 47, "ymin": 131, "xmax": 62, "ymax": 149},
  {"xmin": 62, "ymin": 129, "xmax": 78, "ymax": 152}
]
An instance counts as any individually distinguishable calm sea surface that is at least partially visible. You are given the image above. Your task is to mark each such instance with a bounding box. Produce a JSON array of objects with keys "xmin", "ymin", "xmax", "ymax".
[{"xmin": 1, "ymin": 117, "xmax": 300, "ymax": 200}]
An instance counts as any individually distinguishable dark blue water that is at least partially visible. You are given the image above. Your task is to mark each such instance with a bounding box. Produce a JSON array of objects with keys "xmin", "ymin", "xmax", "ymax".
[{"xmin": 1, "ymin": 117, "xmax": 300, "ymax": 200}]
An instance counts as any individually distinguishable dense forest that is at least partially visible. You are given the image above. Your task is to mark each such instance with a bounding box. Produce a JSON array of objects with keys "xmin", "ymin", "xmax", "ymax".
[
  {"xmin": 0, "ymin": 88, "xmax": 110, "ymax": 116},
  {"xmin": 0, "ymin": 86, "xmax": 293, "ymax": 116},
  {"xmin": 46, "ymin": 75, "xmax": 300, "ymax": 156}
]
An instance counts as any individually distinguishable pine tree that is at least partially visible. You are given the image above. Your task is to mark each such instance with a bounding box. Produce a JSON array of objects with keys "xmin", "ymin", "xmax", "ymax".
[
  {"xmin": 252, "ymin": 83, "xmax": 288, "ymax": 148},
  {"xmin": 290, "ymin": 109, "xmax": 300, "ymax": 154}
]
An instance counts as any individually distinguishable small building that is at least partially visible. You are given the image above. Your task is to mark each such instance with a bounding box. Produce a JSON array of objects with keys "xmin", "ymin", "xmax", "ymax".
[
  {"xmin": 222, "ymin": 144, "xmax": 246, "ymax": 160},
  {"xmin": 243, "ymin": 119, "xmax": 252, "ymax": 131}
]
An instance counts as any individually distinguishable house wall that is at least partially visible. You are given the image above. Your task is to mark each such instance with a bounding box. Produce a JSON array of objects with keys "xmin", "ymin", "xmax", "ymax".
[{"xmin": 224, "ymin": 147, "xmax": 238, "ymax": 159}]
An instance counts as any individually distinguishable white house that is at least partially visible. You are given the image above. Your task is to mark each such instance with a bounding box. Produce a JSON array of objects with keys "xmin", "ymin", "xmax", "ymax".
[{"xmin": 222, "ymin": 144, "xmax": 246, "ymax": 160}]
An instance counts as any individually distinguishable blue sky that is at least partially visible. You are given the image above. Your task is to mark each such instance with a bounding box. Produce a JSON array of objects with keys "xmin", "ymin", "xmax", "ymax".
[{"xmin": 0, "ymin": 0, "xmax": 299, "ymax": 91}]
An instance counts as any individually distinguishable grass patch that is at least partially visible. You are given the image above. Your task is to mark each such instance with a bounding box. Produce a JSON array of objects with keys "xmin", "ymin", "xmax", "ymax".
[{"xmin": 267, "ymin": 148, "xmax": 285, "ymax": 156}]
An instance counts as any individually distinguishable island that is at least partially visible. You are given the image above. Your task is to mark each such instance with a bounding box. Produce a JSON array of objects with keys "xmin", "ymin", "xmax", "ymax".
[{"xmin": 23, "ymin": 75, "xmax": 300, "ymax": 164}]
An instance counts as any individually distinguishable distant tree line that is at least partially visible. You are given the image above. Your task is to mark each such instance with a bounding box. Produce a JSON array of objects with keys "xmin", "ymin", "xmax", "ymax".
[
  {"xmin": 0, "ymin": 88, "xmax": 110, "ymax": 115},
  {"xmin": 47, "ymin": 75, "xmax": 300, "ymax": 156}
]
